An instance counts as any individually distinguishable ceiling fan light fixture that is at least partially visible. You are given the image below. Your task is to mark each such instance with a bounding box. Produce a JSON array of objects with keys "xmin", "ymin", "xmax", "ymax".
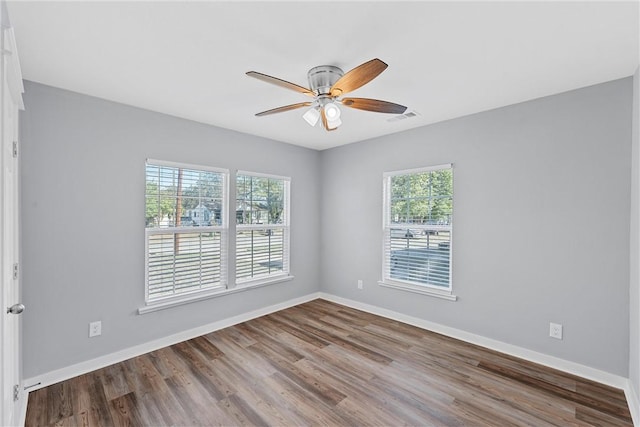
[
  {"xmin": 302, "ymin": 107, "xmax": 320, "ymax": 126},
  {"xmin": 324, "ymin": 102, "xmax": 341, "ymax": 121},
  {"xmin": 323, "ymin": 102, "xmax": 342, "ymax": 129}
]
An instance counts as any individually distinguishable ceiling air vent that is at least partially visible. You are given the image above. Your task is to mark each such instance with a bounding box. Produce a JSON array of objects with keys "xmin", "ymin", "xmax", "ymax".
[{"xmin": 387, "ymin": 110, "xmax": 420, "ymax": 122}]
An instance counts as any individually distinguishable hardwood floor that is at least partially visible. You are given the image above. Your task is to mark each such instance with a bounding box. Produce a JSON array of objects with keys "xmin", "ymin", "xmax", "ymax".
[{"xmin": 25, "ymin": 299, "xmax": 633, "ymax": 426}]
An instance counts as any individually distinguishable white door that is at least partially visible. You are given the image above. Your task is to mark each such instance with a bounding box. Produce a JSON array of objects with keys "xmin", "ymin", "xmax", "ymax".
[{"xmin": 1, "ymin": 24, "xmax": 24, "ymax": 427}]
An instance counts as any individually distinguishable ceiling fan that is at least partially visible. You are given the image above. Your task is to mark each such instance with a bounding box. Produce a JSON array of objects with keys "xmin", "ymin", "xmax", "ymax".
[{"xmin": 246, "ymin": 58, "xmax": 407, "ymax": 131}]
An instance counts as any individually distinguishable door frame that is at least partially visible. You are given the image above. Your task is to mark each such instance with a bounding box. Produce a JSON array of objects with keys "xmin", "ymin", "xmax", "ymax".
[{"xmin": 0, "ymin": 18, "xmax": 24, "ymax": 426}]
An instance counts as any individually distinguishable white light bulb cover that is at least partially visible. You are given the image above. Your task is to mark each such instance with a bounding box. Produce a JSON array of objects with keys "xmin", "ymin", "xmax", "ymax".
[
  {"xmin": 324, "ymin": 103, "xmax": 341, "ymax": 120},
  {"xmin": 302, "ymin": 108, "xmax": 320, "ymax": 126}
]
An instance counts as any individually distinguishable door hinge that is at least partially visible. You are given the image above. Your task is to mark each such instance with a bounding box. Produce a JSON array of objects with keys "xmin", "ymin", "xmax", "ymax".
[
  {"xmin": 13, "ymin": 263, "xmax": 18, "ymax": 280},
  {"xmin": 13, "ymin": 384, "xmax": 19, "ymax": 401},
  {"xmin": 12, "ymin": 140, "xmax": 17, "ymax": 158}
]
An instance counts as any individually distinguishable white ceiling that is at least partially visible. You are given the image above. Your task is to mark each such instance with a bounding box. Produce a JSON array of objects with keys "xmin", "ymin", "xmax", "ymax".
[{"xmin": 6, "ymin": 1, "xmax": 639, "ymax": 151}]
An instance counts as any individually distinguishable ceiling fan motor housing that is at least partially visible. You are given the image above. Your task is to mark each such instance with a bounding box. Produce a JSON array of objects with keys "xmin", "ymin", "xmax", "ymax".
[{"xmin": 307, "ymin": 65, "xmax": 344, "ymax": 96}]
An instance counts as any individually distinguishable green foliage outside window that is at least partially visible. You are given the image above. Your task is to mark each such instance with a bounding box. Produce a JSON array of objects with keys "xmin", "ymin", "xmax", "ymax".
[
  {"xmin": 236, "ymin": 175, "xmax": 285, "ymax": 225},
  {"xmin": 390, "ymin": 169, "xmax": 452, "ymax": 225}
]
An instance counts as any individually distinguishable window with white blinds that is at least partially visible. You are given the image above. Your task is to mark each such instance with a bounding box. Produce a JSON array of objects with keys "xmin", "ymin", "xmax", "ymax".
[
  {"xmin": 382, "ymin": 164, "xmax": 453, "ymax": 293},
  {"xmin": 236, "ymin": 172, "xmax": 290, "ymax": 283},
  {"xmin": 145, "ymin": 160, "xmax": 228, "ymax": 303}
]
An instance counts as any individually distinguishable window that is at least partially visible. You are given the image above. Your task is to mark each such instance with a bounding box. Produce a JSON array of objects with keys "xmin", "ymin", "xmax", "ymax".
[
  {"xmin": 381, "ymin": 164, "xmax": 454, "ymax": 298},
  {"xmin": 236, "ymin": 171, "xmax": 290, "ymax": 284},
  {"xmin": 145, "ymin": 160, "xmax": 228, "ymax": 304}
]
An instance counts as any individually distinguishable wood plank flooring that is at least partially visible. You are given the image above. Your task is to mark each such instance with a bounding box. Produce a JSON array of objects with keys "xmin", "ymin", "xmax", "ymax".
[{"xmin": 25, "ymin": 299, "xmax": 633, "ymax": 426}]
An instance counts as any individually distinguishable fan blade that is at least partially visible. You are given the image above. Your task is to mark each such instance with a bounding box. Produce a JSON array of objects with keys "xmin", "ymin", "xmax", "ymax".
[
  {"xmin": 330, "ymin": 58, "xmax": 388, "ymax": 97},
  {"xmin": 255, "ymin": 102, "xmax": 313, "ymax": 116},
  {"xmin": 320, "ymin": 108, "xmax": 336, "ymax": 131},
  {"xmin": 341, "ymin": 98, "xmax": 407, "ymax": 114},
  {"xmin": 246, "ymin": 71, "xmax": 314, "ymax": 97}
]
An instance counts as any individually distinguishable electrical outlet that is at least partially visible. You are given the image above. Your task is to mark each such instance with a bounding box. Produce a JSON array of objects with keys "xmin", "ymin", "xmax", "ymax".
[
  {"xmin": 89, "ymin": 321, "xmax": 102, "ymax": 338},
  {"xmin": 549, "ymin": 322, "xmax": 562, "ymax": 340},
  {"xmin": 357, "ymin": 279, "xmax": 363, "ymax": 290}
]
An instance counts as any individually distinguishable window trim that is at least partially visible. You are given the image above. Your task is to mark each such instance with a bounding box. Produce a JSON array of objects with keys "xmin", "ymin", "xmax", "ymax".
[
  {"xmin": 144, "ymin": 159, "xmax": 229, "ymax": 307},
  {"xmin": 235, "ymin": 171, "xmax": 291, "ymax": 285},
  {"xmin": 237, "ymin": 170, "xmax": 291, "ymax": 181},
  {"xmin": 380, "ymin": 163, "xmax": 457, "ymax": 300},
  {"xmin": 148, "ymin": 158, "xmax": 230, "ymax": 176},
  {"xmin": 382, "ymin": 163, "xmax": 453, "ymax": 178},
  {"xmin": 377, "ymin": 280, "xmax": 457, "ymax": 301},
  {"xmin": 138, "ymin": 274, "xmax": 294, "ymax": 314}
]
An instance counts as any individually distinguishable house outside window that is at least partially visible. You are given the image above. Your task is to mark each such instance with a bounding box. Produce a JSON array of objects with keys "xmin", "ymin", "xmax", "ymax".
[
  {"xmin": 236, "ymin": 171, "xmax": 290, "ymax": 284},
  {"xmin": 381, "ymin": 164, "xmax": 454, "ymax": 299},
  {"xmin": 145, "ymin": 159, "xmax": 228, "ymax": 304}
]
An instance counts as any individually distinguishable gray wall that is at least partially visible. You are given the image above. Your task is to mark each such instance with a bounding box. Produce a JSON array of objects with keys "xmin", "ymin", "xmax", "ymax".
[
  {"xmin": 21, "ymin": 77, "xmax": 634, "ymax": 380},
  {"xmin": 320, "ymin": 78, "xmax": 633, "ymax": 376},
  {"xmin": 20, "ymin": 82, "xmax": 321, "ymax": 378},
  {"xmin": 631, "ymin": 67, "xmax": 639, "ymax": 396}
]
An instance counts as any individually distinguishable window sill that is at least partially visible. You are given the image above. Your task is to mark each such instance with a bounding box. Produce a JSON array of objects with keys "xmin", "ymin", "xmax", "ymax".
[
  {"xmin": 138, "ymin": 275, "xmax": 295, "ymax": 315},
  {"xmin": 235, "ymin": 274, "xmax": 294, "ymax": 289},
  {"xmin": 378, "ymin": 280, "xmax": 458, "ymax": 301}
]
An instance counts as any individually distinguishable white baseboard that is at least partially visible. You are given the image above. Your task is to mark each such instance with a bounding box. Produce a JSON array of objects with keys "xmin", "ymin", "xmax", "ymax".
[
  {"xmin": 319, "ymin": 292, "xmax": 629, "ymax": 390},
  {"xmin": 625, "ymin": 379, "xmax": 640, "ymax": 427},
  {"xmin": 23, "ymin": 292, "xmax": 320, "ymax": 392}
]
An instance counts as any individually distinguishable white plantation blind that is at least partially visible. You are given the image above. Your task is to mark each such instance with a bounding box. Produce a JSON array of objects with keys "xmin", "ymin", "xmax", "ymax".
[
  {"xmin": 145, "ymin": 160, "xmax": 228, "ymax": 303},
  {"xmin": 383, "ymin": 164, "xmax": 453, "ymax": 291},
  {"xmin": 236, "ymin": 172, "xmax": 290, "ymax": 283},
  {"xmin": 146, "ymin": 230, "xmax": 224, "ymax": 299},
  {"xmin": 236, "ymin": 228, "xmax": 288, "ymax": 279}
]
